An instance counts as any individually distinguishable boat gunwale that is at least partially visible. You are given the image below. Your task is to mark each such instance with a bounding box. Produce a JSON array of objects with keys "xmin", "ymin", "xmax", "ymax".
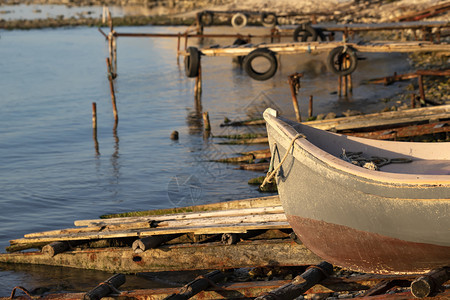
[{"xmin": 263, "ymin": 109, "xmax": 450, "ymax": 187}]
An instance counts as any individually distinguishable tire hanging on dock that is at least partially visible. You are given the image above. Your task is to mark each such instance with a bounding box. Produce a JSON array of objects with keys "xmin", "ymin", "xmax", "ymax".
[
  {"xmin": 326, "ymin": 46, "xmax": 358, "ymax": 76},
  {"xmin": 243, "ymin": 48, "xmax": 278, "ymax": 81},
  {"xmin": 261, "ymin": 12, "xmax": 277, "ymax": 28},
  {"xmin": 185, "ymin": 47, "xmax": 201, "ymax": 78},
  {"xmin": 293, "ymin": 24, "xmax": 320, "ymax": 42},
  {"xmin": 199, "ymin": 11, "xmax": 214, "ymax": 26},
  {"xmin": 231, "ymin": 13, "xmax": 248, "ymax": 29}
]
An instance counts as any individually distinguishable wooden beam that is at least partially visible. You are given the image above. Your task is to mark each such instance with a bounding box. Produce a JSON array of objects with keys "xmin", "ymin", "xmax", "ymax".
[{"xmin": 0, "ymin": 240, "xmax": 321, "ymax": 273}]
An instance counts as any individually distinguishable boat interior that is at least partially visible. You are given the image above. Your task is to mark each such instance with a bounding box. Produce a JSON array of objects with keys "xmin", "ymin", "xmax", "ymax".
[{"xmin": 283, "ymin": 118, "xmax": 450, "ymax": 176}]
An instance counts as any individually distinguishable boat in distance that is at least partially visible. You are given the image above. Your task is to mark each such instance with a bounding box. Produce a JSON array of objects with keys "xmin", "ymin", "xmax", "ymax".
[{"xmin": 263, "ymin": 108, "xmax": 449, "ymax": 274}]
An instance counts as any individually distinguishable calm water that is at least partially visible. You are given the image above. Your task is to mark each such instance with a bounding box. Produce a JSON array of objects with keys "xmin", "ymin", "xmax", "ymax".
[{"xmin": 0, "ymin": 25, "xmax": 413, "ymax": 295}]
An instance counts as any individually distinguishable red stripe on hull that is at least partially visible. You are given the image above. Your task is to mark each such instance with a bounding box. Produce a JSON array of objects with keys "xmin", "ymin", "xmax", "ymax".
[{"xmin": 287, "ymin": 215, "xmax": 450, "ymax": 274}]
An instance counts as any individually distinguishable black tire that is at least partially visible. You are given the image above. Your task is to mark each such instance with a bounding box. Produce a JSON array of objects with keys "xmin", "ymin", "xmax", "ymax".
[
  {"xmin": 261, "ymin": 12, "xmax": 277, "ymax": 28},
  {"xmin": 326, "ymin": 46, "xmax": 358, "ymax": 76},
  {"xmin": 185, "ymin": 47, "xmax": 200, "ymax": 78},
  {"xmin": 243, "ymin": 48, "xmax": 278, "ymax": 81},
  {"xmin": 231, "ymin": 13, "xmax": 247, "ymax": 29},
  {"xmin": 199, "ymin": 11, "xmax": 214, "ymax": 26},
  {"xmin": 293, "ymin": 24, "xmax": 318, "ymax": 42}
]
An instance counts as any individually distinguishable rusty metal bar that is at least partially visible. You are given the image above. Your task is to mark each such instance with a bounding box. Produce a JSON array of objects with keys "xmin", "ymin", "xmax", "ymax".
[{"xmin": 113, "ymin": 32, "xmax": 289, "ymax": 39}]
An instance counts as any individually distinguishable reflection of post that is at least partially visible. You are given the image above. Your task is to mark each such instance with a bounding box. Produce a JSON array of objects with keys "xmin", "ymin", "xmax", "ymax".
[
  {"xmin": 176, "ymin": 33, "xmax": 181, "ymax": 64},
  {"xmin": 92, "ymin": 102, "xmax": 99, "ymax": 155},
  {"xmin": 288, "ymin": 73, "xmax": 303, "ymax": 122},
  {"xmin": 106, "ymin": 58, "xmax": 119, "ymax": 127}
]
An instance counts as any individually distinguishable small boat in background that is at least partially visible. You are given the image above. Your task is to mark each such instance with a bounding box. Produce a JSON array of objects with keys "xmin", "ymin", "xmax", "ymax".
[{"xmin": 263, "ymin": 108, "xmax": 450, "ymax": 274}]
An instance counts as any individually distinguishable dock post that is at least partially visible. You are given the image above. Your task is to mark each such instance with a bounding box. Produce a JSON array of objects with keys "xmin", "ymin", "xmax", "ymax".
[
  {"xmin": 194, "ymin": 59, "xmax": 202, "ymax": 104},
  {"xmin": 418, "ymin": 74, "xmax": 426, "ymax": 104},
  {"xmin": 106, "ymin": 58, "xmax": 119, "ymax": 127},
  {"xmin": 288, "ymin": 73, "xmax": 303, "ymax": 122},
  {"xmin": 202, "ymin": 111, "xmax": 211, "ymax": 132},
  {"xmin": 176, "ymin": 33, "xmax": 181, "ymax": 64},
  {"xmin": 338, "ymin": 75, "xmax": 342, "ymax": 97},
  {"xmin": 343, "ymin": 57, "xmax": 348, "ymax": 97},
  {"xmin": 411, "ymin": 94, "xmax": 416, "ymax": 108}
]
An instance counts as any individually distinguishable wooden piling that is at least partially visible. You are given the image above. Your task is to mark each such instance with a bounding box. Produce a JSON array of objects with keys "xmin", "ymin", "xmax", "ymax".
[
  {"xmin": 411, "ymin": 94, "xmax": 416, "ymax": 108},
  {"xmin": 308, "ymin": 95, "xmax": 313, "ymax": 118},
  {"xmin": 106, "ymin": 58, "xmax": 119, "ymax": 126},
  {"xmin": 92, "ymin": 102, "xmax": 99, "ymax": 155},
  {"xmin": 288, "ymin": 73, "xmax": 303, "ymax": 122},
  {"xmin": 411, "ymin": 267, "xmax": 449, "ymax": 298}
]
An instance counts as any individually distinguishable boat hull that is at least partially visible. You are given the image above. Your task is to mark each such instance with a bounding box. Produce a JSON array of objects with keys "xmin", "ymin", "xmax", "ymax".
[{"xmin": 264, "ymin": 109, "xmax": 450, "ymax": 274}]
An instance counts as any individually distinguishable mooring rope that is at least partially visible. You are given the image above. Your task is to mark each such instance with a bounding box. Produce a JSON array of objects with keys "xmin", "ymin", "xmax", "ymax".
[
  {"xmin": 260, "ymin": 133, "xmax": 305, "ymax": 189},
  {"xmin": 340, "ymin": 149, "xmax": 412, "ymax": 170}
]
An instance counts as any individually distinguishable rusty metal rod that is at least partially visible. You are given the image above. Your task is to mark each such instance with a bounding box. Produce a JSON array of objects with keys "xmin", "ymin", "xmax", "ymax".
[{"xmin": 113, "ymin": 32, "xmax": 288, "ymax": 39}]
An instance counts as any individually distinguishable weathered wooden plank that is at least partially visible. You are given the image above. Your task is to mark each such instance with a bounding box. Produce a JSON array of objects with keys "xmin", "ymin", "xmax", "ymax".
[
  {"xmin": 303, "ymin": 105, "xmax": 450, "ymax": 131},
  {"xmin": 25, "ymin": 208, "xmax": 285, "ymax": 239},
  {"xmin": 99, "ymin": 195, "xmax": 280, "ymax": 219},
  {"xmin": 0, "ymin": 240, "xmax": 321, "ymax": 273},
  {"xmin": 74, "ymin": 205, "xmax": 284, "ymax": 228},
  {"xmin": 11, "ymin": 221, "xmax": 290, "ymax": 245}
]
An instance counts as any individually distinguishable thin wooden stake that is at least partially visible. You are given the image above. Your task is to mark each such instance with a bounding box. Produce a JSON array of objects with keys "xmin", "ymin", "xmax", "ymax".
[
  {"xmin": 418, "ymin": 74, "xmax": 425, "ymax": 103},
  {"xmin": 92, "ymin": 102, "xmax": 99, "ymax": 155},
  {"xmin": 343, "ymin": 58, "xmax": 348, "ymax": 97},
  {"xmin": 194, "ymin": 59, "xmax": 202, "ymax": 102},
  {"xmin": 92, "ymin": 102, "xmax": 97, "ymax": 130},
  {"xmin": 308, "ymin": 95, "xmax": 313, "ymax": 118},
  {"xmin": 411, "ymin": 93, "xmax": 416, "ymax": 108},
  {"xmin": 106, "ymin": 58, "xmax": 119, "ymax": 126},
  {"xmin": 203, "ymin": 111, "xmax": 211, "ymax": 132},
  {"xmin": 176, "ymin": 33, "xmax": 181, "ymax": 64}
]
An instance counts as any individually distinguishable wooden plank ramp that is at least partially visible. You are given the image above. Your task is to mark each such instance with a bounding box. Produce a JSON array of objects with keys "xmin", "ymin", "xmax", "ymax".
[{"xmin": 0, "ymin": 195, "xmax": 324, "ymax": 273}]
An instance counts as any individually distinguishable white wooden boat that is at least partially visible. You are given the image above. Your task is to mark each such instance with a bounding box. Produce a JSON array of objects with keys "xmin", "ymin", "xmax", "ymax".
[{"xmin": 263, "ymin": 108, "xmax": 450, "ymax": 274}]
